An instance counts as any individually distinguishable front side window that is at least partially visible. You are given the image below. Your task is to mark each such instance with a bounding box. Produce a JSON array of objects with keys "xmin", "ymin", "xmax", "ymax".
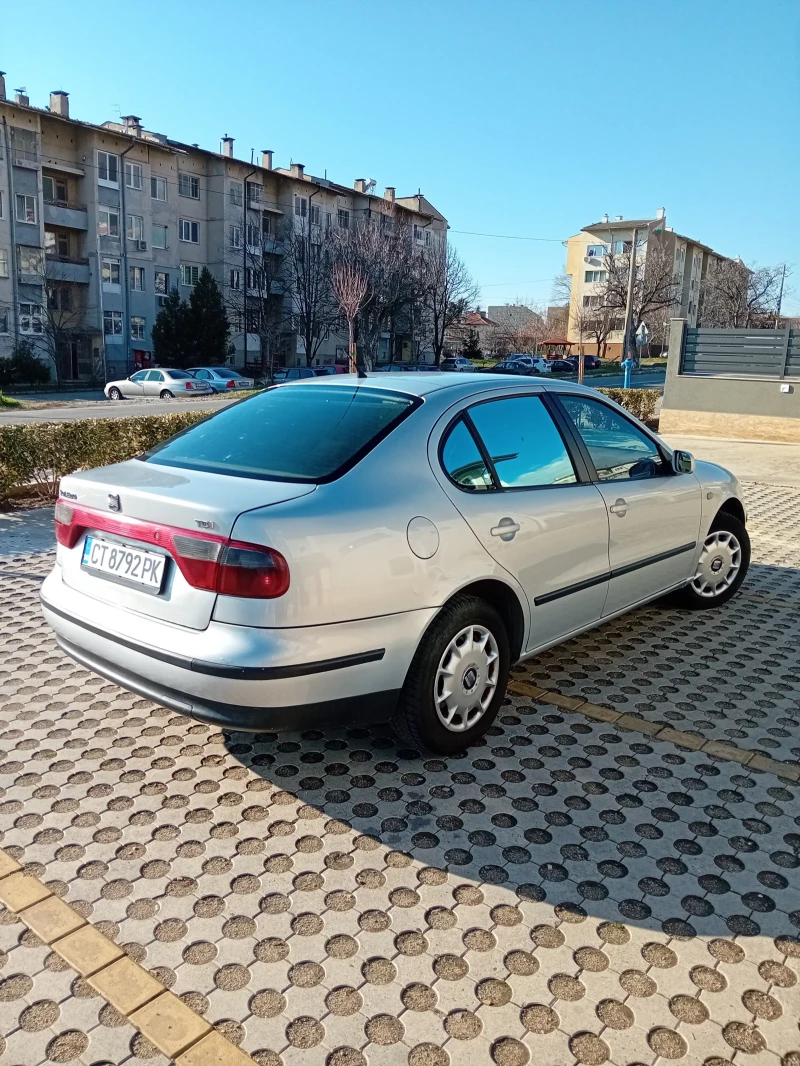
[
  {"xmin": 152, "ymin": 224, "xmax": 168, "ymax": 249},
  {"xmin": 98, "ymin": 207, "xmax": 120, "ymax": 237},
  {"xmin": 441, "ymin": 419, "xmax": 492, "ymax": 491},
  {"xmin": 130, "ymin": 266, "xmax": 145, "ymax": 291},
  {"xmin": 16, "ymin": 194, "xmax": 37, "ymax": 224},
  {"xmin": 559, "ymin": 395, "xmax": 666, "ymax": 481},
  {"xmin": 130, "ymin": 371, "xmax": 149, "ymax": 382},
  {"xmin": 179, "ymin": 219, "xmax": 199, "ymax": 243},
  {"xmin": 97, "ymin": 150, "xmax": 119, "ymax": 185},
  {"xmin": 143, "ymin": 385, "xmax": 419, "ymax": 483},
  {"xmin": 178, "ymin": 174, "xmax": 200, "ymax": 199},
  {"xmin": 468, "ymin": 396, "xmax": 577, "ymax": 489},
  {"xmin": 131, "ymin": 316, "xmax": 146, "ymax": 340},
  {"xmin": 103, "ymin": 310, "xmax": 123, "ymax": 335},
  {"xmin": 151, "ymin": 175, "xmax": 167, "ymax": 201},
  {"xmin": 125, "ymin": 162, "xmax": 142, "ymax": 189},
  {"xmin": 127, "ymin": 214, "xmax": 144, "ymax": 241}
]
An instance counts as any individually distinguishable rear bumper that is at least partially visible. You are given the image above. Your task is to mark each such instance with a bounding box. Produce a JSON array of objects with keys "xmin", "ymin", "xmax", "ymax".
[{"xmin": 41, "ymin": 563, "xmax": 433, "ymax": 732}]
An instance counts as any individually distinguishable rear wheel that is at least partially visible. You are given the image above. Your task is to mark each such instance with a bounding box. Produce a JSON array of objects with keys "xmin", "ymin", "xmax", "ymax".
[
  {"xmin": 108, "ymin": 387, "xmax": 122, "ymax": 401},
  {"xmin": 392, "ymin": 594, "xmax": 510, "ymax": 754},
  {"xmin": 673, "ymin": 513, "xmax": 750, "ymax": 610},
  {"xmin": 160, "ymin": 389, "xmax": 174, "ymax": 399}
]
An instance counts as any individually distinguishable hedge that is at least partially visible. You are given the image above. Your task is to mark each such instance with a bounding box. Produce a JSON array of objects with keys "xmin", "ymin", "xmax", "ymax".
[{"xmin": 0, "ymin": 388, "xmax": 660, "ymax": 502}]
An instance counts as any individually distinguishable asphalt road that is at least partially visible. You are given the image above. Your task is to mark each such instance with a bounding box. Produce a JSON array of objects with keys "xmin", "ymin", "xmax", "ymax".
[{"xmin": 0, "ymin": 371, "xmax": 665, "ymax": 425}]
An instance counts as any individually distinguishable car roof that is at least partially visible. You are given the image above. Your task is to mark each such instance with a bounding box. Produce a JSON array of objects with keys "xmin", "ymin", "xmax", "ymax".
[{"xmin": 274, "ymin": 372, "xmax": 599, "ymax": 399}]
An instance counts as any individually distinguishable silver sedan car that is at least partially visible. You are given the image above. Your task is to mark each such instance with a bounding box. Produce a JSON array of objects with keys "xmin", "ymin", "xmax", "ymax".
[
  {"xmin": 105, "ymin": 368, "xmax": 214, "ymax": 400},
  {"xmin": 43, "ymin": 374, "xmax": 749, "ymax": 753}
]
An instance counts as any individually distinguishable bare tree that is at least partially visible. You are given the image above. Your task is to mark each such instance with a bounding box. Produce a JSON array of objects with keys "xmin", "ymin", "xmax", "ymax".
[
  {"xmin": 597, "ymin": 237, "xmax": 681, "ymax": 357},
  {"xmin": 330, "ymin": 260, "xmax": 368, "ymax": 373},
  {"xmin": 28, "ymin": 255, "xmax": 94, "ymax": 385},
  {"xmin": 419, "ymin": 241, "xmax": 479, "ymax": 365},
  {"xmin": 492, "ymin": 301, "xmax": 549, "ymax": 353},
  {"xmin": 226, "ymin": 219, "xmax": 286, "ymax": 380},
  {"xmin": 572, "ymin": 301, "xmax": 620, "ymax": 358},
  {"xmin": 698, "ymin": 259, "xmax": 790, "ymax": 329},
  {"xmin": 281, "ymin": 217, "xmax": 340, "ymax": 366}
]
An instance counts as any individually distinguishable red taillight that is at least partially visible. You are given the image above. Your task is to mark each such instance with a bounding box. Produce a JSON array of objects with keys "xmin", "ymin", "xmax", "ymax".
[
  {"xmin": 226, "ymin": 379, "xmax": 236, "ymax": 389},
  {"xmin": 53, "ymin": 504, "xmax": 289, "ymax": 599}
]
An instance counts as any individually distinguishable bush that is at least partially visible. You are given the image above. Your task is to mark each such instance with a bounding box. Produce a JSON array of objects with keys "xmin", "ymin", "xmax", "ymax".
[
  {"xmin": 0, "ymin": 341, "xmax": 51, "ymax": 389},
  {"xmin": 0, "ymin": 410, "xmax": 207, "ymax": 500},
  {"xmin": 596, "ymin": 387, "xmax": 658, "ymax": 423}
]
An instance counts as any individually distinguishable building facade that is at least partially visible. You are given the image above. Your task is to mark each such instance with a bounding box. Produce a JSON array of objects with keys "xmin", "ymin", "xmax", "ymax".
[
  {"xmin": 564, "ymin": 210, "xmax": 727, "ymax": 357},
  {"xmin": 0, "ymin": 76, "xmax": 447, "ymax": 382}
]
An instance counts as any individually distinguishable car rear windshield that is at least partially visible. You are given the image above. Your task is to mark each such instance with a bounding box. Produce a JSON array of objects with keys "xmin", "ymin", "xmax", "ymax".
[
  {"xmin": 141, "ymin": 384, "xmax": 420, "ymax": 482},
  {"xmin": 210, "ymin": 368, "xmax": 243, "ymax": 378},
  {"xmin": 165, "ymin": 370, "xmax": 193, "ymax": 379}
]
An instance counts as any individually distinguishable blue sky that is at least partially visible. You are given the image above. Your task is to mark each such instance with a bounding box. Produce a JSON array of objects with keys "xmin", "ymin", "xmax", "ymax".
[{"xmin": 5, "ymin": 0, "xmax": 799, "ymax": 312}]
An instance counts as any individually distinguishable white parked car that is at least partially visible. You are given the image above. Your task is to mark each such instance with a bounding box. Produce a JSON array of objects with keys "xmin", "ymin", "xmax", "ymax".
[
  {"xmin": 187, "ymin": 367, "xmax": 255, "ymax": 392},
  {"xmin": 43, "ymin": 374, "xmax": 749, "ymax": 753},
  {"xmin": 506, "ymin": 354, "xmax": 552, "ymax": 374},
  {"xmin": 105, "ymin": 369, "xmax": 214, "ymax": 400}
]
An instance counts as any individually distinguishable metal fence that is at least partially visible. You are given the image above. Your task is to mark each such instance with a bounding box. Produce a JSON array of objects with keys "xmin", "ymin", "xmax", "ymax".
[{"xmin": 681, "ymin": 327, "xmax": 800, "ymax": 378}]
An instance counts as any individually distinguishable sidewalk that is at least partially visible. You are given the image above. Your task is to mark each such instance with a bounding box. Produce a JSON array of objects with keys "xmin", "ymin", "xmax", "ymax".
[{"xmin": 662, "ymin": 433, "xmax": 800, "ymax": 486}]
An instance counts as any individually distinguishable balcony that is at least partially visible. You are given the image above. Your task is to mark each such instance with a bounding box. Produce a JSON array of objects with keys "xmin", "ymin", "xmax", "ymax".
[
  {"xmin": 43, "ymin": 201, "xmax": 88, "ymax": 231},
  {"xmin": 44, "ymin": 256, "xmax": 91, "ymax": 284},
  {"xmin": 12, "ymin": 148, "xmax": 39, "ymax": 170},
  {"xmin": 262, "ymin": 237, "xmax": 285, "ymax": 256}
]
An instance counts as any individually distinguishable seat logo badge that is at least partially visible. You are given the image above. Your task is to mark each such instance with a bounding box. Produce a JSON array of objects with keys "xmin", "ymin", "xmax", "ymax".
[{"xmin": 108, "ymin": 493, "xmax": 121, "ymax": 512}]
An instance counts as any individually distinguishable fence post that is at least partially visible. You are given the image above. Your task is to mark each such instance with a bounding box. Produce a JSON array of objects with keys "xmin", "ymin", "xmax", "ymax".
[{"xmin": 780, "ymin": 328, "xmax": 791, "ymax": 378}]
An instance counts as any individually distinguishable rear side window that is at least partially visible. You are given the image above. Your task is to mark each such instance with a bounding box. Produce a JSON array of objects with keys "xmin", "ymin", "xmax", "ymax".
[
  {"xmin": 143, "ymin": 385, "xmax": 419, "ymax": 482},
  {"xmin": 468, "ymin": 396, "xmax": 577, "ymax": 488}
]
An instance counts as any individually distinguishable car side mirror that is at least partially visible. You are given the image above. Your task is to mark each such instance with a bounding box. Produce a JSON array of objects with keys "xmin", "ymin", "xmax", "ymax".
[{"xmin": 672, "ymin": 450, "xmax": 695, "ymax": 474}]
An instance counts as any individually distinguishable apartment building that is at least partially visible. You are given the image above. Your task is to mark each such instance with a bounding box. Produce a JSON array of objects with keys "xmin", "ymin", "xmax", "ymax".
[
  {"xmin": 0, "ymin": 74, "xmax": 447, "ymax": 381},
  {"xmin": 564, "ymin": 210, "xmax": 727, "ymax": 357}
]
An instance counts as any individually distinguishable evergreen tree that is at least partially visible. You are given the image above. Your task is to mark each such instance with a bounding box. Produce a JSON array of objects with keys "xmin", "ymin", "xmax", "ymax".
[
  {"xmin": 461, "ymin": 327, "xmax": 482, "ymax": 360},
  {"xmin": 151, "ymin": 288, "xmax": 192, "ymax": 368},
  {"xmin": 188, "ymin": 268, "xmax": 234, "ymax": 366}
]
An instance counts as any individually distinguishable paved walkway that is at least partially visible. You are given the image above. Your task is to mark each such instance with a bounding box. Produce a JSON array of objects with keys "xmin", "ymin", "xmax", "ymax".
[
  {"xmin": 0, "ymin": 483, "xmax": 798, "ymax": 1066},
  {"xmin": 662, "ymin": 436, "xmax": 800, "ymax": 488}
]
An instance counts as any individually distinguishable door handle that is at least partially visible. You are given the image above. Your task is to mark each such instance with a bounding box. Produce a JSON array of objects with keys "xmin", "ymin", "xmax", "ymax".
[
  {"xmin": 609, "ymin": 498, "xmax": 628, "ymax": 517},
  {"xmin": 490, "ymin": 518, "xmax": 520, "ymax": 540}
]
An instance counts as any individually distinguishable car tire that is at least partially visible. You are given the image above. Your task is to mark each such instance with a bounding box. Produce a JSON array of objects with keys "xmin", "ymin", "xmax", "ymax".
[
  {"xmin": 108, "ymin": 387, "xmax": 122, "ymax": 401},
  {"xmin": 671, "ymin": 513, "xmax": 750, "ymax": 610},
  {"xmin": 160, "ymin": 390, "xmax": 174, "ymax": 399},
  {"xmin": 392, "ymin": 594, "xmax": 510, "ymax": 754}
]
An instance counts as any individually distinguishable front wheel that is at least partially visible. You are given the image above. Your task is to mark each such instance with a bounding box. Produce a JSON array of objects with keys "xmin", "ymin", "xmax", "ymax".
[
  {"xmin": 160, "ymin": 389, "xmax": 174, "ymax": 400},
  {"xmin": 108, "ymin": 387, "xmax": 122, "ymax": 401},
  {"xmin": 673, "ymin": 513, "xmax": 750, "ymax": 610},
  {"xmin": 392, "ymin": 594, "xmax": 510, "ymax": 754}
]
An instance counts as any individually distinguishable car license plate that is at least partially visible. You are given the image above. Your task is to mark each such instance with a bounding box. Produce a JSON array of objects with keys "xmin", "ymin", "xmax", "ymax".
[{"xmin": 81, "ymin": 536, "xmax": 166, "ymax": 592}]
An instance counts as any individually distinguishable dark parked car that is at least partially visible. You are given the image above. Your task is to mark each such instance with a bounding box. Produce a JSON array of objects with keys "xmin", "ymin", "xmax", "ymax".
[
  {"xmin": 565, "ymin": 354, "xmax": 602, "ymax": 371},
  {"xmin": 315, "ymin": 364, "xmax": 348, "ymax": 376},
  {"xmin": 547, "ymin": 358, "xmax": 575, "ymax": 373},
  {"xmin": 441, "ymin": 357, "xmax": 477, "ymax": 372},
  {"xmin": 480, "ymin": 359, "xmax": 541, "ymax": 376},
  {"xmin": 272, "ymin": 366, "xmax": 317, "ymax": 383}
]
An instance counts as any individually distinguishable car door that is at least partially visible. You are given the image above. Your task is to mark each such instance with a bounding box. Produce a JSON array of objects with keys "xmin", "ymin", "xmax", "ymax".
[
  {"xmin": 123, "ymin": 370, "xmax": 148, "ymax": 397},
  {"xmin": 433, "ymin": 391, "xmax": 611, "ymax": 652},
  {"xmin": 555, "ymin": 393, "xmax": 702, "ymax": 616},
  {"xmin": 144, "ymin": 370, "xmax": 165, "ymax": 396}
]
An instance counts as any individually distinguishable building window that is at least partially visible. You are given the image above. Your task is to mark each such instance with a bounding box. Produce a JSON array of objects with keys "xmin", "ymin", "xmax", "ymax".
[
  {"xmin": 582, "ymin": 295, "xmax": 603, "ymax": 309},
  {"xmin": 130, "ymin": 266, "xmax": 145, "ymax": 291},
  {"xmin": 586, "ymin": 244, "xmax": 608, "ymax": 258},
  {"xmin": 230, "ymin": 182, "xmax": 243, "ymax": 207},
  {"xmin": 97, "ymin": 150, "xmax": 119, "ymax": 186},
  {"xmin": 103, "ymin": 310, "xmax": 123, "ymax": 335},
  {"xmin": 246, "ymin": 267, "xmax": 261, "ymax": 290},
  {"xmin": 17, "ymin": 246, "xmax": 43, "ymax": 274},
  {"xmin": 230, "ymin": 268, "xmax": 241, "ymax": 290},
  {"xmin": 45, "ymin": 230, "xmax": 70, "ymax": 258},
  {"xmin": 178, "ymin": 174, "xmax": 200, "ymax": 199},
  {"xmin": 294, "ymin": 196, "xmax": 307, "ymax": 218},
  {"xmin": 0, "ymin": 309, "xmax": 8, "ymax": 333},
  {"xmin": 125, "ymin": 162, "xmax": 143, "ymax": 190},
  {"xmin": 413, "ymin": 224, "xmax": 424, "ymax": 244},
  {"xmin": 48, "ymin": 283, "xmax": 72, "ymax": 312},
  {"xmin": 337, "ymin": 208, "xmax": 350, "ymax": 229},
  {"xmin": 179, "ymin": 219, "xmax": 200, "ymax": 243},
  {"xmin": 0, "ymin": 250, "xmax": 8, "ymax": 278},
  {"xmin": 247, "ymin": 181, "xmax": 262, "ymax": 203},
  {"xmin": 150, "ymin": 175, "xmax": 167, "ymax": 201},
  {"xmin": 0, "ymin": 190, "xmax": 3, "ymax": 218},
  {"xmin": 152, "ymin": 224, "xmax": 168, "ymax": 249},
  {"xmin": 102, "ymin": 259, "xmax": 121, "ymax": 286},
  {"xmin": 584, "ymin": 270, "xmax": 607, "ymax": 283},
  {"xmin": 425, "ymin": 229, "xmax": 432, "ymax": 246},
  {"xmin": 180, "ymin": 264, "xmax": 200, "ymax": 287},
  {"xmin": 381, "ymin": 213, "xmax": 395, "ymax": 234},
  {"xmin": 131, "ymin": 316, "xmax": 146, "ymax": 340},
  {"xmin": 154, "ymin": 271, "xmax": 169, "ymax": 295},
  {"xmin": 230, "ymin": 225, "xmax": 242, "ymax": 249},
  {"xmin": 10, "ymin": 127, "xmax": 38, "ymax": 165},
  {"xmin": 43, "ymin": 175, "xmax": 68, "ymax": 204},
  {"xmin": 230, "ymin": 312, "xmax": 243, "ymax": 332},
  {"xmin": 16, "ymin": 194, "xmax": 37, "ymax": 225},
  {"xmin": 127, "ymin": 214, "xmax": 145, "ymax": 242},
  {"xmin": 19, "ymin": 303, "xmax": 44, "ymax": 334},
  {"xmin": 98, "ymin": 207, "xmax": 120, "ymax": 237},
  {"xmin": 309, "ymin": 203, "xmax": 321, "ymax": 226},
  {"xmin": 246, "ymin": 223, "xmax": 260, "ymax": 247}
]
